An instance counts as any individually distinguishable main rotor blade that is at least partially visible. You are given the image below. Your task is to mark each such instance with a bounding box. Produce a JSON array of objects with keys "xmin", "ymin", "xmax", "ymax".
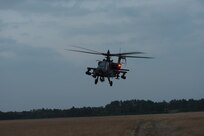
[
  {"xmin": 124, "ymin": 55, "xmax": 154, "ymax": 59},
  {"xmin": 65, "ymin": 49, "xmax": 103, "ymax": 55},
  {"xmin": 110, "ymin": 52, "xmax": 145, "ymax": 56},
  {"xmin": 71, "ymin": 45, "xmax": 102, "ymax": 53},
  {"xmin": 65, "ymin": 47, "xmax": 151, "ymax": 58}
]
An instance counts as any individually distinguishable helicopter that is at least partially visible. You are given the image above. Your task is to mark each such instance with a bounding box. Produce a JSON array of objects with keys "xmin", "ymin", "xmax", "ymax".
[{"xmin": 65, "ymin": 46, "xmax": 153, "ymax": 86}]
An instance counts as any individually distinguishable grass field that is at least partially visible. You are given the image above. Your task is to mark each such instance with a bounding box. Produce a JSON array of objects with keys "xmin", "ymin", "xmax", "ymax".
[{"xmin": 0, "ymin": 112, "xmax": 204, "ymax": 136}]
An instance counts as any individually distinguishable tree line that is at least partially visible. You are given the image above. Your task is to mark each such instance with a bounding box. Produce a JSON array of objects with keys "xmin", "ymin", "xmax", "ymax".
[{"xmin": 0, "ymin": 99, "xmax": 204, "ymax": 120}]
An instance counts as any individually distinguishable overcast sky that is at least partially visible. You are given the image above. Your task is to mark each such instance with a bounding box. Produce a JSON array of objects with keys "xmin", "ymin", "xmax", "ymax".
[{"xmin": 0, "ymin": 0, "xmax": 204, "ymax": 112}]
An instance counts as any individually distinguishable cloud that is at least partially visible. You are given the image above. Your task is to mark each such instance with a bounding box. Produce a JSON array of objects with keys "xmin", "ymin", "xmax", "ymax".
[
  {"xmin": 0, "ymin": 0, "xmax": 203, "ymax": 61},
  {"xmin": 0, "ymin": 51, "xmax": 16, "ymax": 59},
  {"xmin": 0, "ymin": 0, "xmax": 203, "ymax": 62},
  {"xmin": 0, "ymin": 0, "xmax": 204, "ymax": 111},
  {"xmin": 0, "ymin": 38, "xmax": 16, "ymax": 59},
  {"xmin": 0, "ymin": 37, "xmax": 60, "ymax": 62}
]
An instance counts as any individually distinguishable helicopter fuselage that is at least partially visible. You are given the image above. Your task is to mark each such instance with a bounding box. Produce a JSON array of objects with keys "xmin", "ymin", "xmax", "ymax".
[
  {"xmin": 66, "ymin": 46, "xmax": 152, "ymax": 86},
  {"xmin": 86, "ymin": 60, "xmax": 129, "ymax": 86}
]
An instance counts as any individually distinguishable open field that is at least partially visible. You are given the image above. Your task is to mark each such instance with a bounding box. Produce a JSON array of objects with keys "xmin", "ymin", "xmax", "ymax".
[{"xmin": 0, "ymin": 112, "xmax": 204, "ymax": 136}]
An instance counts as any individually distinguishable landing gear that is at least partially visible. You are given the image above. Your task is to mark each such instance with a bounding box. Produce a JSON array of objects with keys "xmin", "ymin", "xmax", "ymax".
[
  {"xmin": 110, "ymin": 81, "xmax": 113, "ymax": 86},
  {"xmin": 108, "ymin": 77, "xmax": 113, "ymax": 86},
  {"xmin": 116, "ymin": 74, "xmax": 120, "ymax": 79},
  {"xmin": 95, "ymin": 77, "xmax": 99, "ymax": 85},
  {"xmin": 94, "ymin": 76, "xmax": 112, "ymax": 86},
  {"xmin": 100, "ymin": 76, "xmax": 105, "ymax": 82}
]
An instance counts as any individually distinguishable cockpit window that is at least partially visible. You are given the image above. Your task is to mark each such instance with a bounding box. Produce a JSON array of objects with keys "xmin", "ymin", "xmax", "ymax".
[{"xmin": 98, "ymin": 62, "xmax": 104, "ymax": 68}]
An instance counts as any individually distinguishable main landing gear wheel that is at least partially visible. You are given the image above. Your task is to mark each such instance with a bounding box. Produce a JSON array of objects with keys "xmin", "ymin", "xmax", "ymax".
[
  {"xmin": 110, "ymin": 81, "xmax": 113, "ymax": 86},
  {"xmin": 107, "ymin": 77, "xmax": 113, "ymax": 86},
  {"xmin": 95, "ymin": 77, "xmax": 98, "ymax": 85}
]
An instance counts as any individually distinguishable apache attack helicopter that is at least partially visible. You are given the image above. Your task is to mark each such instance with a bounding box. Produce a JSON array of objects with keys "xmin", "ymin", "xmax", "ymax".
[{"xmin": 65, "ymin": 46, "xmax": 153, "ymax": 86}]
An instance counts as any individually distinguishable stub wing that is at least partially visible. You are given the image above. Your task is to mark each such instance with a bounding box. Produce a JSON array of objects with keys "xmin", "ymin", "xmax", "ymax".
[
  {"xmin": 119, "ymin": 68, "xmax": 129, "ymax": 71},
  {"xmin": 87, "ymin": 67, "xmax": 97, "ymax": 70},
  {"xmin": 118, "ymin": 69, "xmax": 129, "ymax": 73}
]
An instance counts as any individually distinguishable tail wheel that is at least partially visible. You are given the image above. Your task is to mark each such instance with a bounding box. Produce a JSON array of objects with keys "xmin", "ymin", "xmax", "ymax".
[{"xmin": 100, "ymin": 77, "xmax": 105, "ymax": 82}]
